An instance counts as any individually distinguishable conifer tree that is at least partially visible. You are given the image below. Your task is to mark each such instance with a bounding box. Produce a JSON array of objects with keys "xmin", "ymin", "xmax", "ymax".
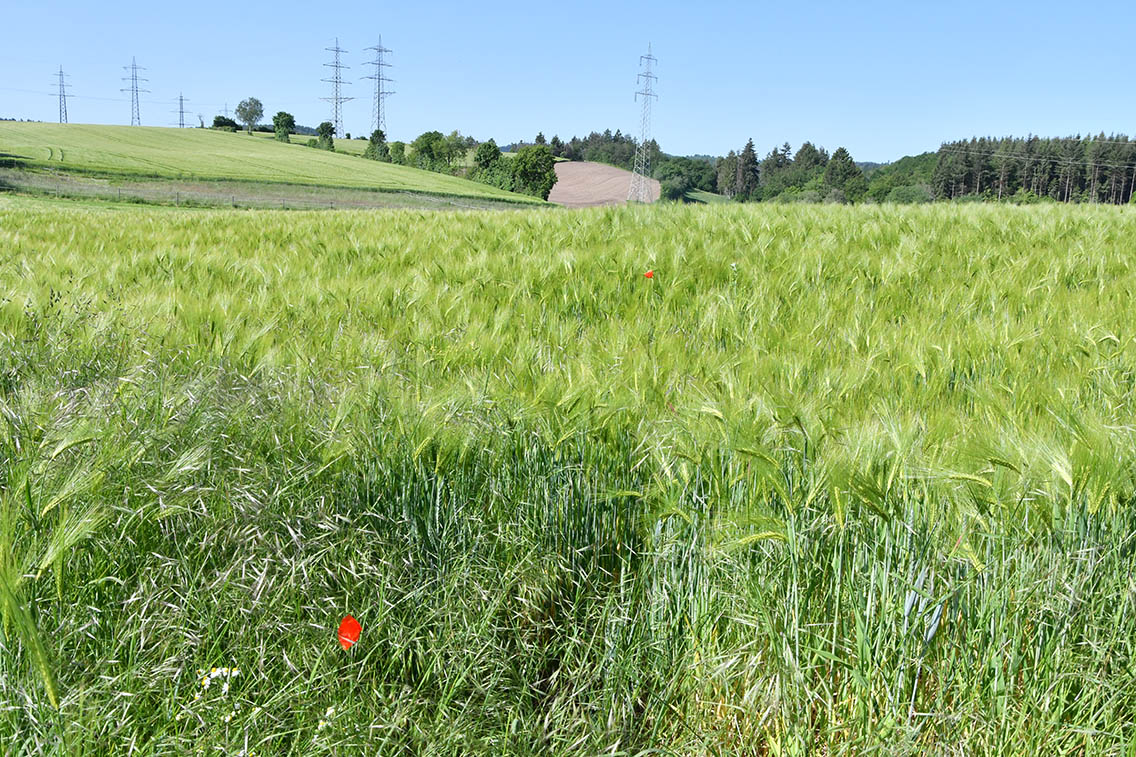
[{"xmin": 736, "ymin": 139, "xmax": 760, "ymax": 199}]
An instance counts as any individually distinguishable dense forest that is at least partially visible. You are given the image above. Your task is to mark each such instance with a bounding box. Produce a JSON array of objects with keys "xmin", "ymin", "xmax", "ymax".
[
  {"xmin": 709, "ymin": 135, "xmax": 1136, "ymax": 204},
  {"xmin": 932, "ymin": 135, "xmax": 1136, "ymax": 204}
]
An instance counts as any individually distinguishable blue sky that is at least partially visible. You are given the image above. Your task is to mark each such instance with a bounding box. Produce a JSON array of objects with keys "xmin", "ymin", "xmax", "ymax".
[{"xmin": 1, "ymin": 0, "xmax": 1133, "ymax": 162}]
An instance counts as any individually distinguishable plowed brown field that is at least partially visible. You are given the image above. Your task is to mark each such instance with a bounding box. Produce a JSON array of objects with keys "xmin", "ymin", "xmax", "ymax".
[{"xmin": 548, "ymin": 161, "xmax": 660, "ymax": 207}]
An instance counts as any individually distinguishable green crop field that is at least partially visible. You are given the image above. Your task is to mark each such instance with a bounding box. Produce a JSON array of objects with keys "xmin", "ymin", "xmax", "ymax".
[
  {"xmin": 686, "ymin": 188, "xmax": 731, "ymax": 204},
  {"xmin": 2, "ymin": 196, "xmax": 1136, "ymax": 753},
  {"xmin": 251, "ymin": 132, "xmax": 368, "ymax": 156},
  {"xmin": 0, "ymin": 123, "xmax": 542, "ymax": 203}
]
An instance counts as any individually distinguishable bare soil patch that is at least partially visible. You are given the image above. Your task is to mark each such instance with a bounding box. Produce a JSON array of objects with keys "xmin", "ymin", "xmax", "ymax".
[{"xmin": 548, "ymin": 161, "xmax": 659, "ymax": 208}]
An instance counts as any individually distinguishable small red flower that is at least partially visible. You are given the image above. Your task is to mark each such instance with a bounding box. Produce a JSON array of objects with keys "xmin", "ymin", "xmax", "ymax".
[
  {"xmin": 644, "ymin": 270, "xmax": 654, "ymax": 279},
  {"xmin": 338, "ymin": 615, "xmax": 361, "ymax": 650}
]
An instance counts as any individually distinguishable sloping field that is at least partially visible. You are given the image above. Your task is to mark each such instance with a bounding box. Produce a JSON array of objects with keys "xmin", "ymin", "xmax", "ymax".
[
  {"xmin": 4, "ymin": 198, "xmax": 1136, "ymax": 751},
  {"xmin": 0, "ymin": 123, "xmax": 542, "ymax": 203},
  {"xmin": 548, "ymin": 160, "xmax": 659, "ymax": 206}
]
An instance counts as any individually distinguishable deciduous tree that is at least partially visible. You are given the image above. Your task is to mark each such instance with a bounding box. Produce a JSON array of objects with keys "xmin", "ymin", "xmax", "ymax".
[
  {"xmin": 235, "ymin": 98, "xmax": 264, "ymax": 134},
  {"xmin": 412, "ymin": 131, "xmax": 446, "ymax": 169},
  {"xmin": 474, "ymin": 139, "xmax": 501, "ymax": 170},
  {"xmin": 272, "ymin": 111, "xmax": 295, "ymax": 143},
  {"xmin": 512, "ymin": 144, "xmax": 557, "ymax": 199},
  {"xmin": 316, "ymin": 121, "xmax": 335, "ymax": 151}
]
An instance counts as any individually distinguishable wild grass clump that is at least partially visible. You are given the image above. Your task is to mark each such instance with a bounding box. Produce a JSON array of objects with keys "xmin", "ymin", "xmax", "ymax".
[{"xmin": 1, "ymin": 197, "xmax": 1136, "ymax": 751}]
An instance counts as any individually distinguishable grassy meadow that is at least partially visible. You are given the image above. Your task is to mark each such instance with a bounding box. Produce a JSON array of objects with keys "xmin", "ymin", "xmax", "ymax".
[
  {"xmin": 2, "ymin": 196, "xmax": 1136, "ymax": 753},
  {"xmin": 0, "ymin": 123, "xmax": 541, "ymax": 203}
]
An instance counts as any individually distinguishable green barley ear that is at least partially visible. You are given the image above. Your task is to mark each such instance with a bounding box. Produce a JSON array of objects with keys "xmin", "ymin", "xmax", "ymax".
[{"xmin": 0, "ymin": 566, "xmax": 59, "ymax": 709}]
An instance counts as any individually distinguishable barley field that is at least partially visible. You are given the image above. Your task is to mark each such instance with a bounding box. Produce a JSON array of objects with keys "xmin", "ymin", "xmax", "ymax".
[{"xmin": 2, "ymin": 196, "xmax": 1136, "ymax": 753}]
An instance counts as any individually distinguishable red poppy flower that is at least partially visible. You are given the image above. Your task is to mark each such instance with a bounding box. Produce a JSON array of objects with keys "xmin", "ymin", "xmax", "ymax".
[
  {"xmin": 338, "ymin": 615, "xmax": 361, "ymax": 650},
  {"xmin": 644, "ymin": 270, "xmax": 654, "ymax": 279}
]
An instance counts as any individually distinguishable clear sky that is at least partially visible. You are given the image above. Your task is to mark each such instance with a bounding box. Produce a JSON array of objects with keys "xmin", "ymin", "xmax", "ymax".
[{"xmin": 1, "ymin": 0, "xmax": 1133, "ymax": 163}]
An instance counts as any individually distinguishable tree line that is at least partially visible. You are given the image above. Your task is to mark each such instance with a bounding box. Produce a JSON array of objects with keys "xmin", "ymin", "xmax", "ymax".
[
  {"xmin": 539, "ymin": 127, "xmax": 1136, "ymax": 205},
  {"xmin": 201, "ymin": 99, "xmax": 1136, "ymax": 205},
  {"xmin": 714, "ymin": 140, "xmax": 869, "ymax": 203},
  {"xmin": 201, "ymin": 98, "xmax": 558, "ymax": 200},
  {"xmin": 399, "ymin": 131, "xmax": 557, "ymax": 199},
  {"xmin": 538, "ymin": 129, "xmax": 870, "ymax": 203},
  {"xmin": 538, "ymin": 130, "xmax": 717, "ymax": 199},
  {"xmin": 931, "ymin": 135, "xmax": 1136, "ymax": 204}
]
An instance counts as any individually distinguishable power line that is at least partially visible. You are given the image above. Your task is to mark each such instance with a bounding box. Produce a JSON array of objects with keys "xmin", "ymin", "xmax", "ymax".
[
  {"xmin": 938, "ymin": 146, "xmax": 1136, "ymax": 171},
  {"xmin": 936, "ymin": 145, "xmax": 1136, "ymax": 203},
  {"xmin": 628, "ymin": 43, "xmax": 658, "ymax": 204},
  {"xmin": 362, "ymin": 37, "xmax": 395, "ymax": 136},
  {"xmin": 0, "ymin": 87, "xmax": 196, "ymax": 105},
  {"xmin": 55, "ymin": 66, "xmax": 70, "ymax": 124},
  {"xmin": 948, "ymin": 136, "xmax": 1136, "ymax": 148},
  {"xmin": 321, "ymin": 38, "xmax": 354, "ymax": 138},
  {"xmin": 120, "ymin": 57, "xmax": 149, "ymax": 126}
]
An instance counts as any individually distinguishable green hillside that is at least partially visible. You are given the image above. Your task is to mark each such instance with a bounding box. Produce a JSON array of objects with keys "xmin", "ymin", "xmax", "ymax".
[{"xmin": 0, "ymin": 123, "xmax": 542, "ymax": 203}]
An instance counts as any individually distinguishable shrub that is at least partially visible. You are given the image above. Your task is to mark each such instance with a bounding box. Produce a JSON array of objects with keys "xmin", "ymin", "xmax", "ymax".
[
  {"xmin": 885, "ymin": 184, "xmax": 933, "ymax": 204},
  {"xmin": 660, "ymin": 178, "xmax": 686, "ymax": 202}
]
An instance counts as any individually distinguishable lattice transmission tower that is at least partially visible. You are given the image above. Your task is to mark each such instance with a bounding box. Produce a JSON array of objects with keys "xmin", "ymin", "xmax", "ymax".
[
  {"xmin": 55, "ymin": 66, "xmax": 70, "ymax": 124},
  {"xmin": 362, "ymin": 37, "xmax": 395, "ymax": 136},
  {"xmin": 628, "ymin": 44, "xmax": 658, "ymax": 204},
  {"xmin": 172, "ymin": 93, "xmax": 189, "ymax": 128},
  {"xmin": 322, "ymin": 39, "xmax": 354, "ymax": 137},
  {"xmin": 121, "ymin": 57, "xmax": 149, "ymax": 126}
]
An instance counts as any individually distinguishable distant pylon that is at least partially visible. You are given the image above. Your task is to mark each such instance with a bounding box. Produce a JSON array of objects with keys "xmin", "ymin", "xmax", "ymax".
[
  {"xmin": 362, "ymin": 37, "xmax": 395, "ymax": 136},
  {"xmin": 321, "ymin": 38, "xmax": 354, "ymax": 138},
  {"xmin": 628, "ymin": 44, "xmax": 658, "ymax": 204},
  {"xmin": 55, "ymin": 66, "xmax": 70, "ymax": 124},
  {"xmin": 121, "ymin": 57, "xmax": 149, "ymax": 126},
  {"xmin": 173, "ymin": 93, "xmax": 189, "ymax": 128}
]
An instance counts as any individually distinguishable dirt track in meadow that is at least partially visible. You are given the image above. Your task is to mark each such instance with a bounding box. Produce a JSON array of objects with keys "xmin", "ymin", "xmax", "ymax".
[{"xmin": 548, "ymin": 161, "xmax": 660, "ymax": 208}]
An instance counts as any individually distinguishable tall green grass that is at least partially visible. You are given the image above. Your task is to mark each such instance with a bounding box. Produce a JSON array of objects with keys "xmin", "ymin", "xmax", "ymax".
[{"xmin": 2, "ymin": 196, "xmax": 1136, "ymax": 752}]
